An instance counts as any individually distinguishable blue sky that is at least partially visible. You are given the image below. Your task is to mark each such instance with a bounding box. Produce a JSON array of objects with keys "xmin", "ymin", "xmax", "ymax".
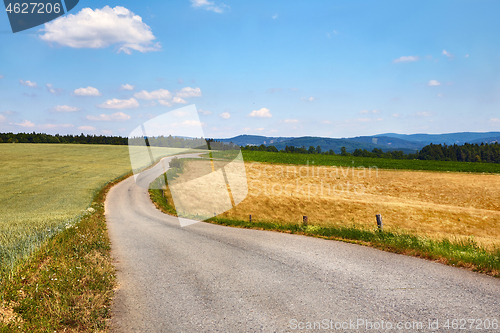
[{"xmin": 0, "ymin": 0, "xmax": 499, "ymax": 138}]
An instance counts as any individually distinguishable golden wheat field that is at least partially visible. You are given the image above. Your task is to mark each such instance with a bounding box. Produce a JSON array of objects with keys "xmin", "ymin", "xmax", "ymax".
[{"xmin": 177, "ymin": 160, "xmax": 500, "ymax": 248}]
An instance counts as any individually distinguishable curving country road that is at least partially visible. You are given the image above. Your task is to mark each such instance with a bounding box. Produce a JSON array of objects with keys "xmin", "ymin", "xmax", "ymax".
[{"xmin": 105, "ymin": 156, "xmax": 500, "ymax": 332}]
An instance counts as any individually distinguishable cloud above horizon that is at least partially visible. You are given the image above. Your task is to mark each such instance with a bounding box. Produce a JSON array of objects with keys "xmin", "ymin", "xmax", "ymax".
[
  {"xmin": 393, "ymin": 55, "xmax": 420, "ymax": 63},
  {"xmin": 14, "ymin": 120, "xmax": 74, "ymax": 129},
  {"xmin": 190, "ymin": 0, "xmax": 229, "ymax": 13},
  {"xmin": 247, "ymin": 108, "xmax": 272, "ymax": 118},
  {"xmin": 74, "ymin": 86, "xmax": 101, "ymax": 96},
  {"xmin": 134, "ymin": 88, "xmax": 172, "ymax": 100},
  {"xmin": 120, "ymin": 84, "xmax": 135, "ymax": 90},
  {"xmin": 39, "ymin": 6, "xmax": 161, "ymax": 54},
  {"xmin": 46, "ymin": 83, "xmax": 63, "ymax": 95},
  {"xmin": 87, "ymin": 111, "xmax": 131, "ymax": 121},
  {"xmin": 19, "ymin": 79, "xmax": 37, "ymax": 88},
  {"xmin": 442, "ymin": 49, "xmax": 453, "ymax": 58},
  {"xmin": 51, "ymin": 105, "xmax": 81, "ymax": 112},
  {"xmin": 97, "ymin": 98, "xmax": 139, "ymax": 109},
  {"xmin": 176, "ymin": 87, "xmax": 202, "ymax": 98}
]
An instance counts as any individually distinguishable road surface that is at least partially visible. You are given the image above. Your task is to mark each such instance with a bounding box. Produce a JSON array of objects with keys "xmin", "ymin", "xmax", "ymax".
[{"xmin": 105, "ymin": 157, "xmax": 500, "ymax": 332}]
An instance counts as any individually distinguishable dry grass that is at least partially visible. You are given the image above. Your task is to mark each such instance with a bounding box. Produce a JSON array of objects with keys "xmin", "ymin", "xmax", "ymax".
[{"xmin": 177, "ymin": 161, "xmax": 500, "ymax": 249}]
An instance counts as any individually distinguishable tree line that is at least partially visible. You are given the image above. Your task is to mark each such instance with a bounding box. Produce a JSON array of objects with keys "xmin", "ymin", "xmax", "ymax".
[
  {"xmin": 0, "ymin": 132, "xmax": 239, "ymax": 151},
  {"xmin": 242, "ymin": 142, "xmax": 500, "ymax": 163},
  {"xmin": 0, "ymin": 132, "xmax": 128, "ymax": 145}
]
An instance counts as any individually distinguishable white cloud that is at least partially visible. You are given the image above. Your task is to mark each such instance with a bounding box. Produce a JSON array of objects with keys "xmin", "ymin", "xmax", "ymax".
[
  {"xmin": 171, "ymin": 110, "xmax": 191, "ymax": 118},
  {"xmin": 437, "ymin": 93, "xmax": 444, "ymax": 98},
  {"xmin": 39, "ymin": 123, "xmax": 74, "ymax": 129},
  {"xmin": 46, "ymin": 83, "xmax": 63, "ymax": 95},
  {"xmin": 326, "ymin": 30, "xmax": 338, "ymax": 38},
  {"xmin": 465, "ymin": 54, "xmax": 469, "ymax": 58},
  {"xmin": 39, "ymin": 6, "xmax": 160, "ymax": 54},
  {"xmin": 428, "ymin": 80, "xmax": 441, "ymax": 86},
  {"xmin": 393, "ymin": 56, "xmax": 420, "ymax": 63},
  {"xmin": 345, "ymin": 118, "xmax": 384, "ymax": 123},
  {"xmin": 442, "ymin": 49, "xmax": 453, "ymax": 58},
  {"xmin": 134, "ymin": 89, "xmax": 172, "ymax": 100},
  {"xmin": 322, "ymin": 120, "xmax": 332, "ymax": 124},
  {"xmin": 415, "ymin": 111, "xmax": 432, "ymax": 117},
  {"xmin": 392, "ymin": 113, "xmax": 400, "ymax": 118},
  {"xmin": 198, "ymin": 109, "xmax": 212, "ymax": 115},
  {"xmin": 247, "ymin": 108, "xmax": 272, "ymax": 118},
  {"xmin": 301, "ymin": 96, "xmax": 314, "ymax": 102},
  {"xmin": 219, "ymin": 112, "xmax": 231, "ymax": 119},
  {"xmin": 190, "ymin": 0, "xmax": 229, "ymax": 13},
  {"xmin": 12, "ymin": 120, "xmax": 72, "ymax": 129},
  {"xmin": 74, "ymin": 86, "xmax": 101, "ymax": 96},
  {"xmin": 176, "ymin": 87, "xmax": 202, "ymax": 98},
  {"xmin": 87, "ymin": 112, "xmax": 131, "ymax": 121},
  {"xmin": 0, "ymin": 75, "xmax": 4, "ymax": 79},
  {"xmin": 181, "ymin": 120, "xmax": 204, "ymax": 127},
  {"xmin": 78, "ymin": 126, "xmax": 96, "ymax": 131},
  {"xmin": 267, "ymin": 87, "xmax": 282, "ymax": 93},
  {"xmin": 15, "ymin": 120, "xmax": 36, "ymax": 127},
  {"xmin": 120, "ymin": 84, "xmax": 134, "ymax": 90},
  {"xmin": 51, "ymin": 105, "xmax": 81, "ymax": 112},
  {"xmin": 0, "ymin": 115, "xmax": 5, "ymax": 122},
  {"xmin": 19, "ymin": 79, "xmax": 37, "ymax": 88},
  {"xmin": 255, "ymin": 128, "xmax": 265, "ymax": 131},
  {"xmin": 97, "ymin": 98, "xmax": 139, "ymax": 109},
  {"xmin": 490, "ymin": 118, "xmax": 500, "ymax": 124},
  {"xmin": 173, "ymin": 96, "xmax": 187, "ymax": 104},
  {"xmin": 158, "ymin": 100, "xmax": 172, "ymax": 107},
  {"xmin": 284, "ymin": 119, "xmax": 299, "ymax": 123},
  {"xmin": 359, "ymin": 110, "xmax": 380, "ymax": 114},
  {"xmin": 272, "ymin": 14, "xmax": 278, "ymax": 19}
]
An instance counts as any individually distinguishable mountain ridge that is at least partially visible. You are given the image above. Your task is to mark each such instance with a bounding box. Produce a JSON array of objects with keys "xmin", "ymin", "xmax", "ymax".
[{"xmin": 216, "ymin": 132, "xmax": 500, "ymax": 153}]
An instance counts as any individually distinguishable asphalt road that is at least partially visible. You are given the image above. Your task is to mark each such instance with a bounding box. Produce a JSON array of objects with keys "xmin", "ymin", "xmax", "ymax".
[{"xmin": 105, "ymin": 157, "xmax": 500, "ymax": 332}]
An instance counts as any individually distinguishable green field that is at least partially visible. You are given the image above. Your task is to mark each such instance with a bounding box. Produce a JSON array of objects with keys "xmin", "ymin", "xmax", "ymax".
[
  {"xmin": 0, "ymin": 144, "xmax": 132, "ymax": 280},
  {"xmin": 240, "ymin": 150, "xmax": 500, "ymax": 173}
]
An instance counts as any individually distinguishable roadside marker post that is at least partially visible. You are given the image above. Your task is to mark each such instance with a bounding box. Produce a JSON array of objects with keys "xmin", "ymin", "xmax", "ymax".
[{"xmin": 376, "ymin": 214, "xmax": 383, "ymax": 231}]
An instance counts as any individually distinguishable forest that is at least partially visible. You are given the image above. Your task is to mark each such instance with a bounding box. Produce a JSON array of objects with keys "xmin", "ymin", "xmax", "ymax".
[{"xmin": 242, "ymin": 142, "xmax": 500, "ymax": 163}]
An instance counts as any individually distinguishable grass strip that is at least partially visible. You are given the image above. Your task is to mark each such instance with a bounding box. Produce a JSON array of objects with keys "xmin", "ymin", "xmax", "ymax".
[
  {"xmin": 0, "ymin": 173, "xmax": 132, "ymax": 332},
  {"xmin": 150, "ymin": 186, "xmax": 500, "ymax": 278}
]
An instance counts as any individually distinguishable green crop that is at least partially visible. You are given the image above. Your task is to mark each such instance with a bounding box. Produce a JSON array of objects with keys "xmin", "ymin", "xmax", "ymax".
[{"xmin": 0, "ymin": 144, "xmax": 131, "ymax": 280}]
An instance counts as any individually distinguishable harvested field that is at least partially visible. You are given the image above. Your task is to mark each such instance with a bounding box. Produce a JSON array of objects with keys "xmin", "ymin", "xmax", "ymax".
[{"xmin": 178, "ymin": 160, "xmax": 500, "ymax": 248}]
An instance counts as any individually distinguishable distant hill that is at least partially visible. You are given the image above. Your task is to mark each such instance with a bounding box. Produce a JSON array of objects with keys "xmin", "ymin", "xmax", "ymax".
[
  {"xmin": 346, "ymin": 136, "xmax": 424, "ymax": 150},
  {"xmin": 269, "ymin": 137, "xmax": 417, "ymax": 154},
  {"xmin": 377, "ymin": 132, "xmax": 500, "ymax": 145},
  {"xmin": 470, "ymin": 136, "xmax": 500, "ymax": 144},
  {"xmin": 216, "ymin": 131, "xmax": 500, "ymax": 154},
  {"xmin": 217, "ymin": 135, "xmax": 294, "ymax": 146}
]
